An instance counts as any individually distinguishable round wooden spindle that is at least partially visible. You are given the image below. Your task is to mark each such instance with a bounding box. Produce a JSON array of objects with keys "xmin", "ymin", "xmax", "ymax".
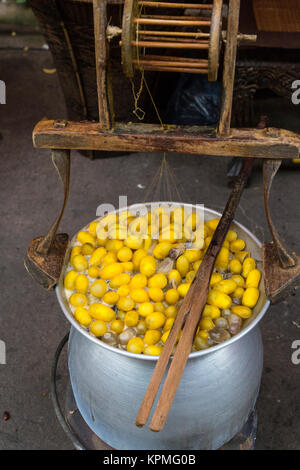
[{"xmin": 121, "ymin": 0, "xmax": 224, "ymax": 78}]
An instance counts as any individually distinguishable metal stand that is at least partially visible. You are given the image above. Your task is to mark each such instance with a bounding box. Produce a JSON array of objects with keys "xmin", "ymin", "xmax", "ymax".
[{"xmin": 51, "ymin": 334, "xmax": 258, "ymax": 450}]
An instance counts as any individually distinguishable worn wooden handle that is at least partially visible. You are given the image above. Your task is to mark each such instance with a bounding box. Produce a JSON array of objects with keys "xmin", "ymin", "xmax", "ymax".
[
  {"xmin": 136, "ymin": 278, "xmax": 195, "ymax": 427},
  {"xmin": 149, "ymin": 279, "xmax": 210, "ymax": 431}
]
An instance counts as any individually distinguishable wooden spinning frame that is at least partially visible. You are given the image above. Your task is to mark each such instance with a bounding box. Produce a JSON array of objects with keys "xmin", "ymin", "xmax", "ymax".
[
  {"xmin": 26, "ymin": 0, "xmax": 300, "ymax": 304},
  {"xmin": 121, "ymin": 0, "xmax": 223, "ymax": 80}
]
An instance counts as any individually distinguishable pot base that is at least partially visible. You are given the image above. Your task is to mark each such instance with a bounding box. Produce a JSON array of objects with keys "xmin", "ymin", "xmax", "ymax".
[
  {"xmin": 52, "ymin": 334, "xmax": 258, "ymax": 450},
  {"xmin": 65, "ymin": 384, "xmax": 257, "ymax": 450}
]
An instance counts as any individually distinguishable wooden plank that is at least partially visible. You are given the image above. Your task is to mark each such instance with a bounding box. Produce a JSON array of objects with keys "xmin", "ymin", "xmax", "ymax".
[
  {"xmin": 93, "ymin": 0, "xmax": 113, "ymax": 129},
  {"xmin": 218, "ymin": 0, "xmax": 240, "ymax": 136},
  {"xmin": 32, "ymin": 120, "xmax": 300, "ymax": 159}
]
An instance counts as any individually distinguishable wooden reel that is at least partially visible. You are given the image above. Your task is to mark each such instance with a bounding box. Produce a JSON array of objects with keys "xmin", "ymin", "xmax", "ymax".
[{"xmin": 121, "ymin": 0, "xmax": 223, "ymax": 80}]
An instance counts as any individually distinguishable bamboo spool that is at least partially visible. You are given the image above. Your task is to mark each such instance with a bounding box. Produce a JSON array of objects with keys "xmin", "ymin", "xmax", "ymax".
[{"xmin": 121, "ymin": 0, "xmax": 224, "ymax": 78}]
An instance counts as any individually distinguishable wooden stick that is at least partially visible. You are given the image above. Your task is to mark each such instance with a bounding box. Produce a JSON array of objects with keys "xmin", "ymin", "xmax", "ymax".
[
  {"xmin": 133, "ymin": 59, "xmax": 208, "ymax": 68},
  {"xmin": 140, "ymin": 15, "xmax": 211, "ymax": 20},
  {"xmin": 131, "ymin": 40, "xmax": 209, "ymax": 49},
  {"xmin": 135, "ymin": 65, "xmax": 208, "ymax": 73},
  {"xmin": 138, "ymin": 30, "xmax": 210, "ymax": 38},
  {"xmin": 134, "ymin": 18, "xmax": 211, "ymax": 26},
  {"xmin": 135, "ymin": 158, "xmax": 254, "ymax": 431},
  {"xmin": 142, "ymin": 54, "xmax": 208, "ymax": 64},
  {"xmin": 136, "ymin": 261, "xmax": 200, "ymax": 427},
  {"xmin": 138, "ymin": 1, "xmax": 214, "ymax": 9},
  {"xmin": 93, "ymin": 0, "xmax": 113, "ymax": 130},
  {"xmin": 217, "ymin": 0, "xmax": 240, "ymax": 136},
  {"xmin": 137, "ymin": 35, "xmax": 209, "ymax": 44}
]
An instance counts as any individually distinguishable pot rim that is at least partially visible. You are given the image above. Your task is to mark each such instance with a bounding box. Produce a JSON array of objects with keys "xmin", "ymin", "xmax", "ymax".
[{"xmin": 56, "ymin": 202, "xmax": 270, "ymax": 361}]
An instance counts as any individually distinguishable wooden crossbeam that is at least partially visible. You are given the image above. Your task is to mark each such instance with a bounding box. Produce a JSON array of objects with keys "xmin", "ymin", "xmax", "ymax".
[{"xmin": 33, "ymin": 120, "xmax": 300, "ymax": 159}]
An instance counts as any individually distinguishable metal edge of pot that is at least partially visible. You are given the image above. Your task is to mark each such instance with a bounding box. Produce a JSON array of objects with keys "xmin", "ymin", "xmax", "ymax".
[{"xmin": 56, "ymin": 202, "xmax": 271, "ymax": 362}]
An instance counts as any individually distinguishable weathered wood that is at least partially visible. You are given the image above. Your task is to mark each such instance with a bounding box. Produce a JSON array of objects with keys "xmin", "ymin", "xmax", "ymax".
[
  {"xmin": 137, "ymin": 158, "xmax": 254, "ymax": 431},
  {"xmin": 133, "ymin": 59, "xmax": 208, "ymax": 68},
  {"xmin": 138, "ymin": 2, "xmax": 214, "ymax": 8},
  {"xmin": 134, "ymin": 17, "xmax": 211, "ymax": 26},
  {"xmin": 137, "ymin": 54, "xmax": 209, "ymax": 64},
  {"xmin": 218, "ymin": 0, "xmax": 240, "ymax": 136},
  {"xmin": 33, "ymin": 120, "xmax": 300, "ymax": 159},
  {"xmin": 140, "ymin": 15, "xmax": 210, "ymax": 20},
  {"xmin": 208, "ymin": 0, "xmax": 222, "ymax": 81},
  {"xmin": 36, "ymin": 149, "xmax": 70, "ymax": 255},
  {"xmin": 137, "ymin": 30, "xmax": 210, "ymax": 38},
  {"xmin": 136, "ymin": 35, "xmax": 209, "ymax": 43},
  {"xmin": 93, "ymin": 0, "xmax": 113, "ymax": 129},
  {"xmin": 24, "ymin": 149, "xmax": 70, "ymax": 290},
  {"xmin": 140, "ymin": 14, "xmax": 210, "ymax": 19},
  {"xmin": 122, "ymin": 0, "xmax": 214, "ymax": 76},
  {"xmin": 263, "ymin": 244, "xmax": 300, "ymax": 304},
  {"xmin": 24, "ymin": 234, "xmax": 69, "ymax": 290},
  {"xmin": 130, "ymin": 40, "xmax": 209, "ymax": 49},
  {"xmin": 263, "ymin": 160, "xmax": 296, "ymax": 268},
  {"xmin": 135, "ymin": 65, "xmax": 208, "ymax": 73},
  {"xmin": 262, "ymin": 159, "xmax": 300, "ymax": 304}
]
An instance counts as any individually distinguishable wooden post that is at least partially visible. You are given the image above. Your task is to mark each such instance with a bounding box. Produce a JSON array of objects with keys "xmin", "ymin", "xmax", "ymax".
[
  {"xmin": 93, "ymin": 0, "xmax": 113, "ymax": 129},
  {"xmin": 208, "ymin": 0, "xmax": 223, "ymax": 81},
  {"xmin": 217, "ymin": 0, "xmax": 240, "ymax": 136},
  {"xmin": 24, "ymin": 148, "xmax": 70, "ymax": 290}
]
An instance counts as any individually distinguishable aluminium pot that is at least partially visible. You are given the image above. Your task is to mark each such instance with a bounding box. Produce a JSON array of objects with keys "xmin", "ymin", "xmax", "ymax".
[{"xmin": 56, "ymin": 203, "xmax": 270, "ymax": 450}]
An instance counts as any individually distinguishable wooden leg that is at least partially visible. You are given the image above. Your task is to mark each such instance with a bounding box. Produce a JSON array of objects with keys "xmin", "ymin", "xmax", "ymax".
[
  {"xmin": 24, "ymin": 149, "xmax": 70, "ymax": 290},
  {"xmin": 262, "ymin": 159, "xmax": 300, "ymax": 303}
]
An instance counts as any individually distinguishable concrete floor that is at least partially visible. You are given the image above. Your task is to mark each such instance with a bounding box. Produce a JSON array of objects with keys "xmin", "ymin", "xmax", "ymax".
[{"xmin": 0, "ymin": 36, "xmax": 300, "ymax": 450}]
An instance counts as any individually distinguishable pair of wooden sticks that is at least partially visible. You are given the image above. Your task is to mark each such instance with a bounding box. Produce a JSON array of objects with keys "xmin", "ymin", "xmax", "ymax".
[{"xmin": 136, "ymin": 158, "xmax": 254, "ymax": 432}]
